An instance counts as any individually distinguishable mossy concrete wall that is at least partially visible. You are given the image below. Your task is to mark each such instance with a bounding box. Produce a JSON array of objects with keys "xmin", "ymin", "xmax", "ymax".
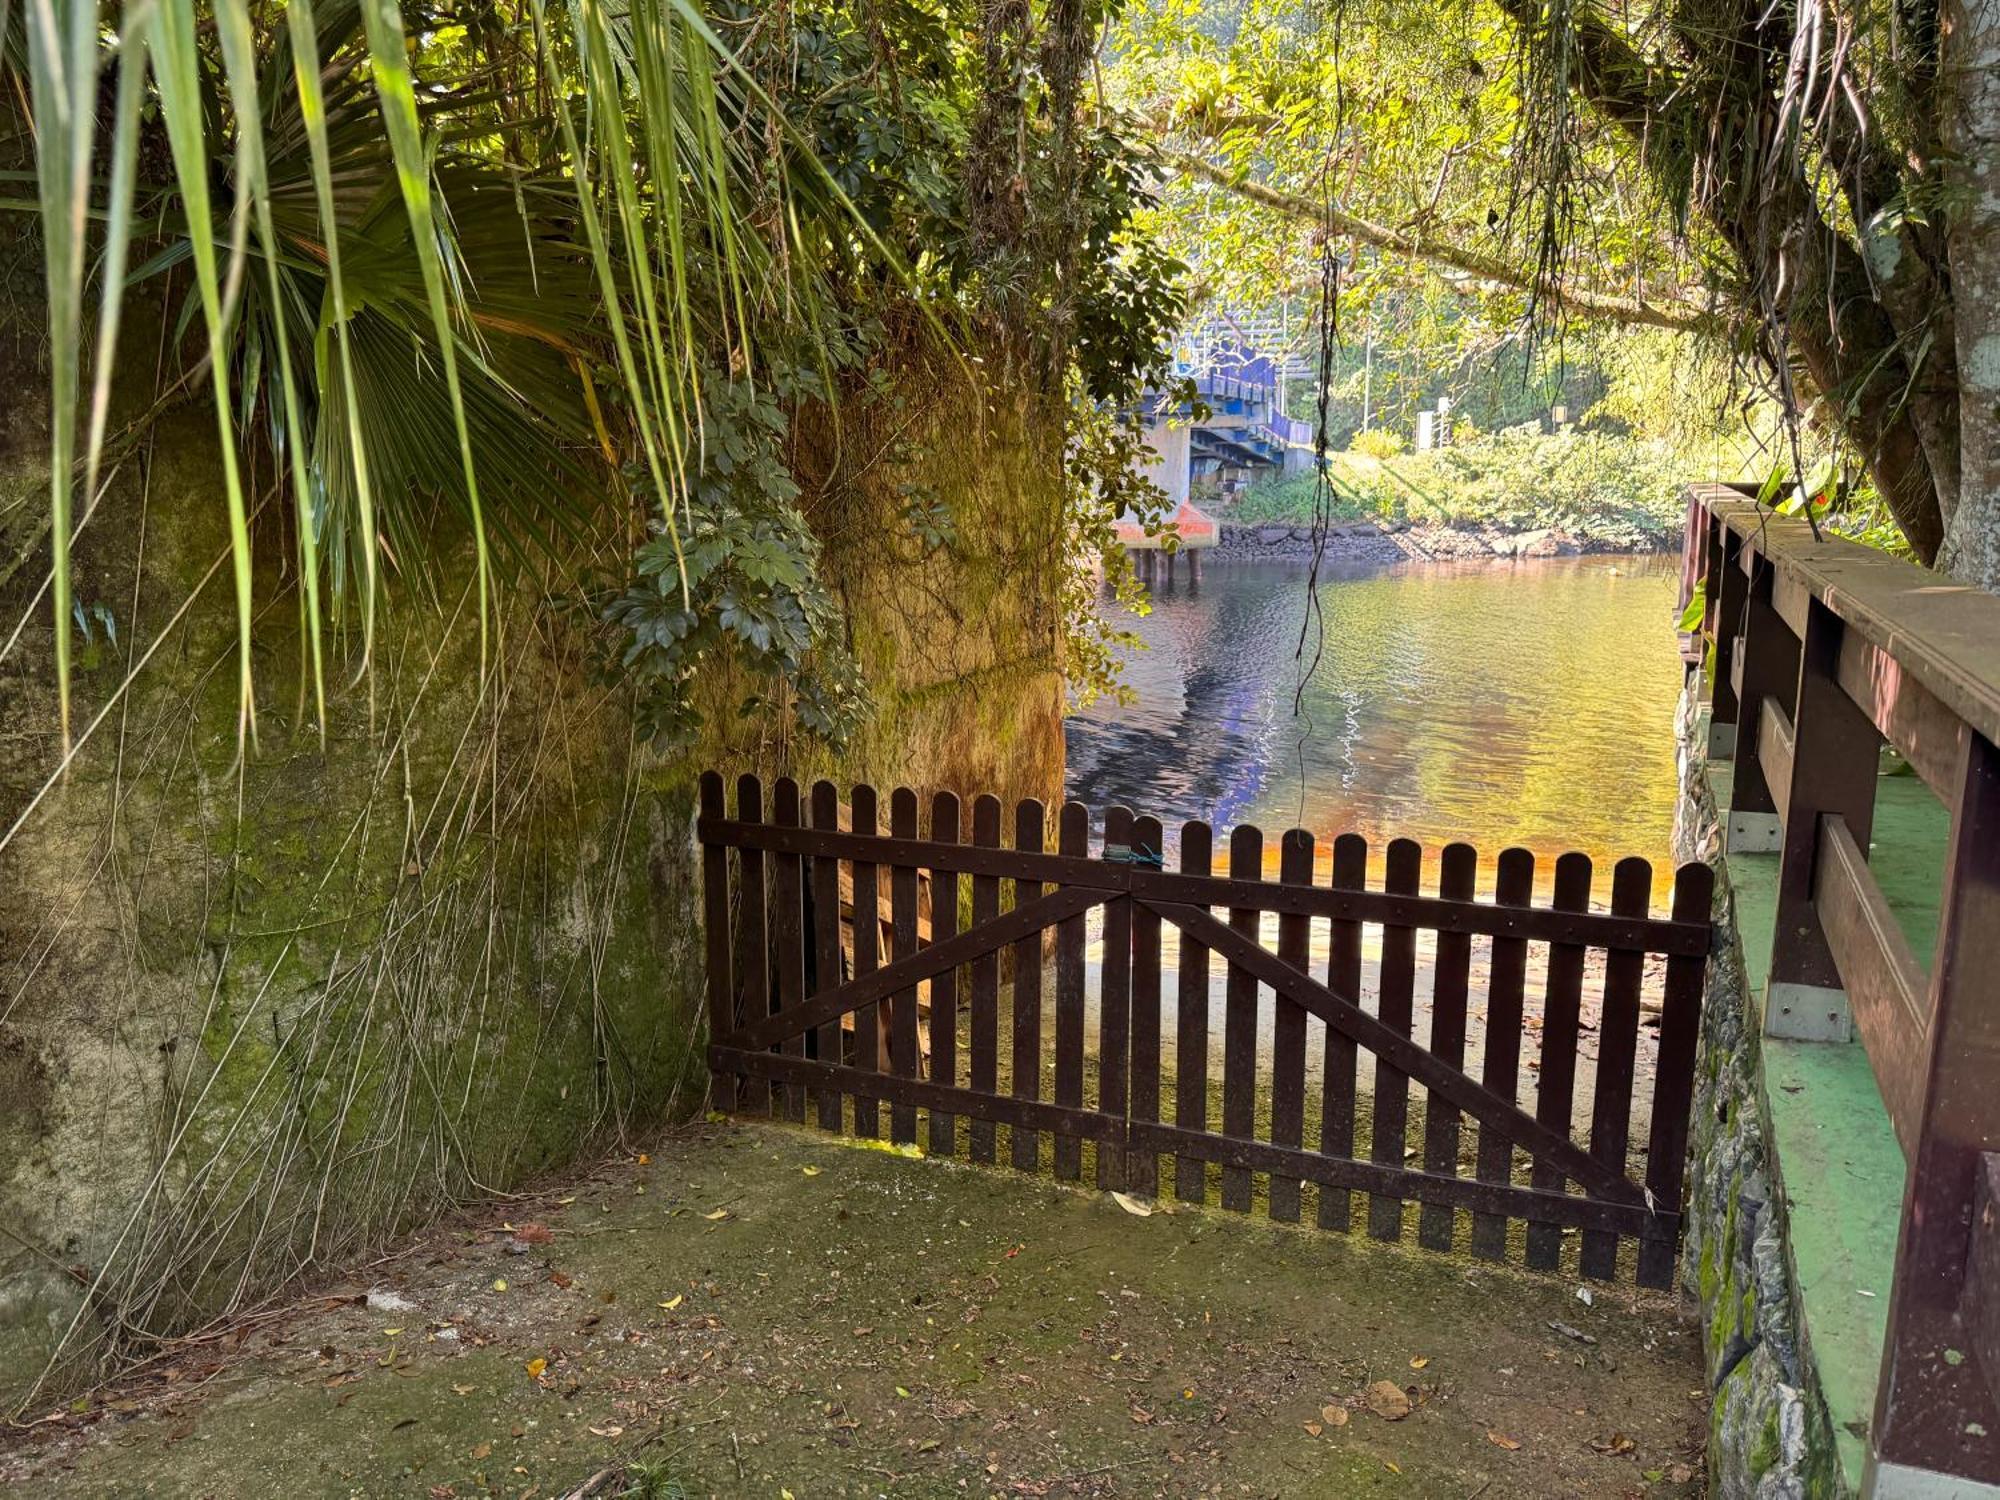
[
  {"xmin": 0, "ymin": 285, "xmax": 1067, "ymax": 1408},
  {"xmin": 1673, "ymin": 685, "xmax": 1849, "ymax": 1499}
]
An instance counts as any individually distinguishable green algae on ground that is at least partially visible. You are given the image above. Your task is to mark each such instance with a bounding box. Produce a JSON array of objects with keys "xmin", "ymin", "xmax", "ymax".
[{"xmin": 7, "ymin": 1121, "xmax": 1707, "ymax": 1498}]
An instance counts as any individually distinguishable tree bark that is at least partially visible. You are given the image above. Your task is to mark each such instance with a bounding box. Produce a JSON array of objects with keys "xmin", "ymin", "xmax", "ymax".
[{"xmin": 1941, "ymin": 0, "xmax": 2000, "ymax": 586}]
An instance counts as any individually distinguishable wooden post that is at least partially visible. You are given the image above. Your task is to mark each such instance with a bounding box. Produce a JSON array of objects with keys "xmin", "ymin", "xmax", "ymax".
[
  {"xmin": 1164, "ymin": 549, "xmax": 1178, "ymax": 588},
  {"xmin": 1867, "ymin": 730, "xmax": 2000, "ymax": 1493},
  {"xmin": 1187, "ymin": 548, "xmax": 1202, "ymax": 587},
  {"xmin": 1767, "ymin": 598, "xmax": 1881, "ymax": 1040},
  {"xmin": 1708, "ymin": 524, "xmax": 1747, "ymax": 758},
  {"xmin": 1726, "ymin": 560, "xmax": 1800, "ymax": 853}
]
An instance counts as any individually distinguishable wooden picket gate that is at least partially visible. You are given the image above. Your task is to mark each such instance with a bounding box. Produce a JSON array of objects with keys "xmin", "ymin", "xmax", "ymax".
[{"xmin": 698, "ymin": 771, "xmax": 1715, "ymax": 1287}]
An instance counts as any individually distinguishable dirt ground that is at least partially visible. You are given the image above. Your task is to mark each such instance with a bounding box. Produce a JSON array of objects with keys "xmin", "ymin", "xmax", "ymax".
[{"xmin": 3, "ymin": 1120, "xmax": 1707, "ymax": 1499}]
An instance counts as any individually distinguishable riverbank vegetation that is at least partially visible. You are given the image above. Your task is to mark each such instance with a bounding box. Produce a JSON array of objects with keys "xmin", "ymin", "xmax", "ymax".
[{"xmin": 1229, "ymin": 426, "xmax": 1685, "ymax": 552}]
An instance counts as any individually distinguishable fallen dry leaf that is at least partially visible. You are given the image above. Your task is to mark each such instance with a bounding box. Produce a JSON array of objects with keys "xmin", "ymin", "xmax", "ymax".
[
  {"xmin": 1111, "ymin": 1192, "xmax": 1154, "ymax": 1217},
  {"xmin": 470, "ymin": 1442, "xmax": 492, "ymax": 1459},
  {"xmin": 587, "ymin": 1424, "xmax": 623, "ymax": 1438},
  {"xmin": 1409, "ymin": 1355, "xmax": 1429, "ymax": 1370},
  {"xmin": 514, "ymin": 1222, "xmax": 553, "ymax": 1245},
  {"xmin": 1591, "ymin": 1432, "xmax": 1637, "ymax": 1455},
  {"xmin": 1487, "ymin": 1430, "xmax": 1522, "ymax": 1451},
  {"xmin": 1319, "ymin": 1404, "xmax": 1349, "ymax": 1428},
  {"xmin": 702, "ymin": 1209, "xmax": 730, "ymax": 1222},
  {"xmin": 1365, "ymin": 1380, "xmax": 1413, "ymax": 1421},
  {"xmin": 658, "ymin": 1294, "xmax": 684, "ymax": 1310},
  {"xmin": 1304, "ymin": 1421, "xmax": 1323, "ymax": 1437},
  {"xmin": 524, "ymin": 1357, "xmax": 547, "ymax": 1379}
]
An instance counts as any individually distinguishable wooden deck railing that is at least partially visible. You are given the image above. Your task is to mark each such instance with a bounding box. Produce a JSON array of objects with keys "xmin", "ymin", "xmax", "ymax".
[{"xmin": 1679, "ymin": 482, "xmax": 2000, "ymax": 1493}]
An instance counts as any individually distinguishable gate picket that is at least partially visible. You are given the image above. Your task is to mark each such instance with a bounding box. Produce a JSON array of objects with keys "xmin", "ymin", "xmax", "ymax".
[
  {"xmin": 1319, "ymin": 833, "xmax": 1366, "ymax": 1232},
  {"xmin": 1270, "ymin": 830, "xmax": 1314, "ymax": 1223},
  {"xmin": 771, "ymin": 778, "xmax": 809, "ymax": 1123},
  {"xmin": 1128, "ymin": 814, "xmax": 1165, "ymax": 1196},
  {"xmin": 850, "ymin": 785, "xmax": 882, "ymax": 1139},
  {"xmin": 1639, "ymin": 863, "xmax": 1714, "ymax": 1287},
  {"xmin": 968, "ymin": 795, "xmax": 1002, "ymax": 1164},
  {"xmin": 1420, "ymin": 842, "xmax": 1477, "ymax": 1250},
  {"xmin": 889, "ymin": 789, "xmax": 923, "ymax": 1145},
  {"xmin": 1097, "ymin": 807, "xmax": 1135, "ymax": 1191},
  {"xmin": 1370, "ymin": 838, "xmax": 1422, "ymax": 1241},
  {"xmin": 696, "ymin": 781, "xmax": 1714, "ymax": 1287},
  {"xmin": 736, "ymin": 775, "xmax": 771, "ymax": 1116},
  {"xmin": 1471, "ymin": 847, "xmax": 1534, "ymax": 1259},
  {"xmin": 1174, "ymin": 822, "xmax": 1214, "ymax": 1204},
  {"xmin": 1220, "ymin": 825, "xmax": 1263, "ymax": 1213},
  {"xmin": 929, "ymin": 792, "xmax": 962, "ymax": 1158},
  {"xmin": 1010, "ymin": 799, "xmax": 1046, "ymax": 1172},
  {"xmin": 1054, "ymin": 803, "xmax": 1091, "ymax": 1181},
  {"xmin": 1528, "ymin": 852, "xmax": 1593, "ymax": 1271},
  {"xmin": 809, "ymin": 781, "xmax": 844, "ymax": 1131},
  {"xmin": 1582, "ymin": 858, "xmax": 1653, "ymax": 1278}
]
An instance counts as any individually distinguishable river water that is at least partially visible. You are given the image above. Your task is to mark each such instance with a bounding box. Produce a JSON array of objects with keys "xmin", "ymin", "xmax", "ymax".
[{"xmin": 1065, "ymin": 554, "xmax": 1687, "ymax": 898}]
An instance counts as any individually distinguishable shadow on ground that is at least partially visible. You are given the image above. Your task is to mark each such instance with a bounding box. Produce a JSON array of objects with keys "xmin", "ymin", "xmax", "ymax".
[{"xmin": 4, "ymin": 1121, "xmax": 1706, "ymax": 1498}]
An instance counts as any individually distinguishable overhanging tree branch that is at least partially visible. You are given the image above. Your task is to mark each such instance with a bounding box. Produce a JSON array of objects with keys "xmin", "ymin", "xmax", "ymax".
[{"xmin": 1165, "ymin": 148, "xmax": 1725, "ymax": 334}]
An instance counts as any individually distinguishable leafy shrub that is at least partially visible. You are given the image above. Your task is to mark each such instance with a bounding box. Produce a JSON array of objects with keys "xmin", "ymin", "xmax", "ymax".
[{"xmin": 1347, "ymin": 427, "xmax": 1407, "ymax": 459}]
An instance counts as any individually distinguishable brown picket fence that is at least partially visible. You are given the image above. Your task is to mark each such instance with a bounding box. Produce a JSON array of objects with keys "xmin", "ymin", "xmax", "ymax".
[{"xmin": 698, "ymin": 772, "xmax": 1714, "ymax": 1287}]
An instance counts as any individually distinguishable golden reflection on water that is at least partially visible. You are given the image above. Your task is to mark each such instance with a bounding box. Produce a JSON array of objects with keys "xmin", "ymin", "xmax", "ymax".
[{"xmin": 1064, "ymin": 555, "xmax": 1687, "ymax": 902}]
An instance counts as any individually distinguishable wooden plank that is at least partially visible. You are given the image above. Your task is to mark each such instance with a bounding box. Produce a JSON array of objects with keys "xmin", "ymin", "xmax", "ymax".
[
  {"xmin": 1370, "ymin": 838, "xmax": 1422, "ymax": 1241},
  {"xmin": 770, "ymin": 777, "xmax": 809, "ymax": 1123},
  {"xmin": 1097, "ymin": 807, "xmax": 1135, "ymax": 1191},
  {"xmin": 1581, "ymin": 857, "xmax": 1653, "ymax": 1280},
  {"xmin": 889, "ymin": 790, "xmax": 923, "ymax": 1144},
  {"xmin": 1759, "ymin": 699, "xmax": 1796, "ymax": 829},
  {"xmin": 1221, "ymin": 824, "xmax": 1264, "ymax": 1213},
  {"xmin": 1053, "ymin": 803, "xmax": 1090, "ymax": 1181},
  {"xmin": 849, "ymin": 784, "xmax": 881, "ymax": 1137},
  {"xmin": 1639, "ymin": 861, "xmax": 1714, "ymax": 1287},
  {"xmin": 928, "ymin": 792, "xmax": 962, "ymax": 1158},
  {"xmin": 1816, "ymin": 815, "xmax": 1928, "ymax": 1155},
  {"xmin": 809, "ymin": 780, "xmax": 844, "ymax": 1130},
  {"xmin": 1771, "ymin": 598, "xmax": 1883, "ymax": 1004},
  {"xmin": 699, "ymin": 772, "xmax": 737, "ymax": 1112},
  {"xmin": 1319, "ymin": 833, "xmax": 1366, "ymax": 1233},
  {"xmin": 1528, "ymin": 853, "xmax": 1594, "ymax": 1270},
  {"xmin": 715, "ymin": 1047, "xmax": 1125, "ymax": 1146},
  {"xmin": 1837, "ymin": 631, "xmax": 1966, "ymax": 800},
  {"xmin": 1174, "ymin": 822, "xmax": 1214, "ymax": 1204},
  {"xmin": 735, "ymin": 774, "xmax": 771, "ymax": 1116},
  {"xmin": 1128, "ymin": 815, "xmax": 1165, "ymax": 1197},
  {"xmin": 699, "ymin": 818, "xmax": 1708, "ymax": 956},
  {"xmin": 720, "ymin": 883, "xmax": 1103, "ymax": 1054},
  {"xmin": 1961, "ymin": 1155, "xmax": 2000, "ymax": 1426},
  {"xmin": 968, "ymin": 795, "xmax": 1003, "ymax": 1165},
  {"xmin": 1126, "ymin": 1122, "xmax": 1669, "ymax": 1238},
  {"xmin": 1471, "ymin": 847, "xmax": 1534, "ymax": 1261},
  {"xmin": 1728, "ymin": 581, "xmax": 1801, "ymax": 825},
  {"xmin": 1420, "ymin": 842, "xmax": 1477, "ymax": 1251},
  {"xmin": 1011, "ymin": 799, "xmax": 1046, "ymax": 1173},
  {"xmin": 1269, "ymin": 829, "xmax": 1314, "ymax": 1224}
]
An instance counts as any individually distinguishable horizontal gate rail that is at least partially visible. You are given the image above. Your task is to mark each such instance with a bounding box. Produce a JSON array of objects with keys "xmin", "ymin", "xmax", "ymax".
[
  {"xmin": 698, "ymin": 814, "xmax": 1711, "ymax": 956},
  {"xmin": 697, "ymin": 770, "xmax": 1715, "ymax": 1290}
]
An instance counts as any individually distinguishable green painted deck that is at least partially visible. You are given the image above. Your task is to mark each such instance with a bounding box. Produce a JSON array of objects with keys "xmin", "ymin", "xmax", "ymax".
[{"xmin": 1707, "ymin": 762, "xmax": 1951, "ymax": 1490}]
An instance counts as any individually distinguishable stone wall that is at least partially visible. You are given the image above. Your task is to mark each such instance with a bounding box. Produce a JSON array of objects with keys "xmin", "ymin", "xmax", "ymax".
[
  {"xmin": 1673, "ymin": 685, "xmax": 1849, "ymax": 1498},
  {"xmin": 0, "ymin": 286, "xmax": 1067, "ymax": 1408}
]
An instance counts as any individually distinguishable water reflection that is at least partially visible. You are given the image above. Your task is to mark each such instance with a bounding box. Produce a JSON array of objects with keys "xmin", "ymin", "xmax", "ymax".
[{"xmin": 1065, "ymin": 556, "xmax": 1685, "ymax": 893}]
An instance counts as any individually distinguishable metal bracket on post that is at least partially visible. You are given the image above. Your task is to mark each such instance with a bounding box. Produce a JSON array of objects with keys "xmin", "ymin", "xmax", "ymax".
[
  {"xmin": 1726, "ymin": 810, "xmax": 1780, "ymax": 853},
  {"xmin": 1763, "ymin": 980, "xmax": 1852, "ymax": 1042}
]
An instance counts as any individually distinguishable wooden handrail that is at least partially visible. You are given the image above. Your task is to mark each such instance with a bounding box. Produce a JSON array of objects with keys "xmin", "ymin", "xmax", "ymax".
[{"xmin": 1696, "ymin": 485, "xmax": 2000, "ymax": 755}]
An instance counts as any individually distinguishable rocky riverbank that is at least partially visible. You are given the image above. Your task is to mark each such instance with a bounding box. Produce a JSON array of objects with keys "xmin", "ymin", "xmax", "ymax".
[{"xmin": 1210, "ymin": 518, "xmax": 1672, "ymax": 565}]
